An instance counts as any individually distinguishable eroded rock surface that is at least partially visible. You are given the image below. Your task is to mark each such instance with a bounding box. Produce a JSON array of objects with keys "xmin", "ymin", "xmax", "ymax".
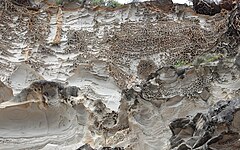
[
  {"xmin": 169, "ymin": 99, "xmax": 240, "ymax": 150},
  {"xmin": 0, "ymin": 81, "xmax": 13, "ymax": 103},
  {"xmin": 0, "ymin": 0, "xmax": 240, "ymax": 150}
]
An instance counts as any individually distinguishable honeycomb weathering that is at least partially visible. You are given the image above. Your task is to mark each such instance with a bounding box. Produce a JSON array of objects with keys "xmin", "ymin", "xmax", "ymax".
[{"xmin": 0, "ymin": 0, "xmax": 240, "ymax": 149}]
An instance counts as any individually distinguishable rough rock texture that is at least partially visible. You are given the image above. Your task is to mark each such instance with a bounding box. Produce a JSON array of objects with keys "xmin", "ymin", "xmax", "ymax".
[
  {"xmin": 0, "ymin": 0, "xmax": 240, "ymax": 150},
  {"xmin": 0, "ymin": 81, "xmax": 13, "ymax": 103},
  {"xmin": 192, "ymin": 0, "xmax": 238, "ymax": 15},
  {"xmin": 169, "ymin": 99, "xmax": 240, "ymax": 150}
]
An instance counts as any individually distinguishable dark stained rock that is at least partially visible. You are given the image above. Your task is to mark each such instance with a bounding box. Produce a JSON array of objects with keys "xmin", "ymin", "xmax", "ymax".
[
  {"xmin": 220, "ymin": 0, "xmax": 237, "ymax": 11},
  {"xmin": 215, "ymin": 3, "xmax": 240, "ymax": 57},
  {"xmin": 226, "ymin": 3, "xmax": 240, "ymax": 37},
  {"xmin": 169, "ymin": 99, "xmax": 240, "ymax": 149},
  {"xmin": 169, "ymin": 118, "xmax": 193, "ymax": 136},
  {"xmin": 192, "ymin": 0, "xmax": 238, "ymax": 16},
  {"xmin": 76, "ymin": 145, "xmax": 125, "ymax": 150},
  {"xmin": 76, "ymin": 144, "xmax": 95, "ymax": 150},
  {"xmin": 192, "ymin": 0, "xmax": 221, "ymax": 16},
  {"xmin": 207, "ymin": 131, "xmax": 240, "ymax": 149}
]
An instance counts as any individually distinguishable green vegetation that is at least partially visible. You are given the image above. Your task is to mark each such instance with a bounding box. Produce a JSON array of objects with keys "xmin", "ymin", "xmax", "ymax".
[
  {"xmin": 206, "ymin": 54, "xmax": 222, "ymax": 63},
  {"xmin": 106, "ymin": 0, "xmax": 122, "ymax": 8},
  {"xmin": 92, "ymin": 0, "xmax": 122, "ymax": 8},
  {"xmin": 192, "ymin": 54, "xmax": 223, "ymax": 66},
  {"xmin": 174, "ymin": 54, "xmax": 223, "ymax": 68},
  {"xmin": 55, "ymin": 0, "xmax": 63, "ymax": 5},
  {"xmin": 91, "ymin": 0, "xmax": 105, "ymax": 6},
  {"xmin": 174, "ymin": 60, "xmax": 188, "ymax": 67}
]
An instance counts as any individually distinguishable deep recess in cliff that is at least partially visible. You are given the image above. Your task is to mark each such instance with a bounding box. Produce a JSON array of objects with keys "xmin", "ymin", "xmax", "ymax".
[{"xmin": 0, "ymin": 0, "xmax": 240, "ymax": 150}]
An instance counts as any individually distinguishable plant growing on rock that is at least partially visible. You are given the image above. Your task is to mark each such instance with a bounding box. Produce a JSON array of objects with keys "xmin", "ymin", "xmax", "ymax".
[
  {"xmin": 106, "ymin": 0, "xmax": 122, "ymax": 8},
  {"xmin": 192, "ymin": 54, "xmax": 223, "ymax": 66},
  {"xmin": 174, "ymin": 60, "xmax": 188, "ymax": 67},
  {"xmin": 55, "ymin": 0, "xmax": 63, "ymax": 5},
  {"xmin": 91, "ymin": 0, "xmax": 105, "ymax": 6}
]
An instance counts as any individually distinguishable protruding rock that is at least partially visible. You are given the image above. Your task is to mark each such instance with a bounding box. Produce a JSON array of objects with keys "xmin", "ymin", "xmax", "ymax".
[
  {"xmin": 0, "ymin": 81, "xmax": 13, "ymax": 103},
  {"xmin": 227, "ymin": 3, "xmax": 240, "ymax": 36},
  {"xmin": 220, "ymin": 0, "xmax": 237, "ymax": 11},
  {"xmin": 192, "ymin": 0, "xmax": 221, "ymax": 15},
  {"xmin": 169, "ymin": 99, "xmax": 240, "ymax": 149},
  {"xmin": 235, "ymin": 54, "xmax": 240, "ymax": 67},
  {"xmin": 77, "ymin": 144, "xmax": 95, "ymax": 150},
  {"xmin": 137, "ymin": 60, "xmax": 157, "ymax": 80},
  {"xmin": 199, "ymin": 88, "xmax": 210, "ymax": 101}
]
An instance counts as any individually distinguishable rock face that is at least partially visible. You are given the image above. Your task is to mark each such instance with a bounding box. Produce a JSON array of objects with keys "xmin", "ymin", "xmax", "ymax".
[
  {"xmin": 169, "ymin": 99, "xmax": 240, "ymax": 150},
  {"xmin": 192, "ymin": 0, "xmax": 237, "ymax": 15},
  {"xmin": 0, "ymin": 81, "xmax": 13, "ymax": 103},
  {"xmin": 193, "ymin": 0, "xmax": 221, "ymax": 15},
  {"xmin": 0, "ymin": 0, "xmax": 240, "ymax": 150}
]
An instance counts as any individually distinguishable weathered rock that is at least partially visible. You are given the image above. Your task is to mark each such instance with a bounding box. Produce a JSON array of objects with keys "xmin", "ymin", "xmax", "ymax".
[
  {"xmin": 77, "ymin": 144, "xmax": 95, "ymax": 150},
  {"xmin": 220, "ymin": 0, "xmax": 237, "ymax": 11},
  {"xmin": 0, "ymin": 81, "xmax": 13, "ymax": 103},
  {"xmin": 76, "ymin": 144, "xmax": 125, "ymax": 150},
  {"xmin": 193, "ymin": 0, "xmax": 237, "ymax": 15},
  {"xmin": 101, "ymin": 147, "xmax": 125, "ymax": 150},
  {"xmin": 169, "ymin": 99, "xmax": 240, "ymax": 149},
  {"xmin": 141, "ymin": 66, "xmax": 212, "ymax": 100},
  {"xmin": 0, "ymin": 0, "xmax": 240, "ymax": 149},
  {"xmin": 192, "ymin": 0, "xmax": 221, "ymax": 15},
  {"xmin": 137, "ymin": 59, "xmax": 157, "ymax": 80},
  {"xmin": 235, "ymin": 54, "xmax": 240, "ymax": 68}
]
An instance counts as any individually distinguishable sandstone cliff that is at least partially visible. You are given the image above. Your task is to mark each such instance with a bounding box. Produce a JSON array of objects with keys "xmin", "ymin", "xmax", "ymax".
[{"xmin": 0, "ymin": 0, "xmax": 239, "ymax": 149}]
